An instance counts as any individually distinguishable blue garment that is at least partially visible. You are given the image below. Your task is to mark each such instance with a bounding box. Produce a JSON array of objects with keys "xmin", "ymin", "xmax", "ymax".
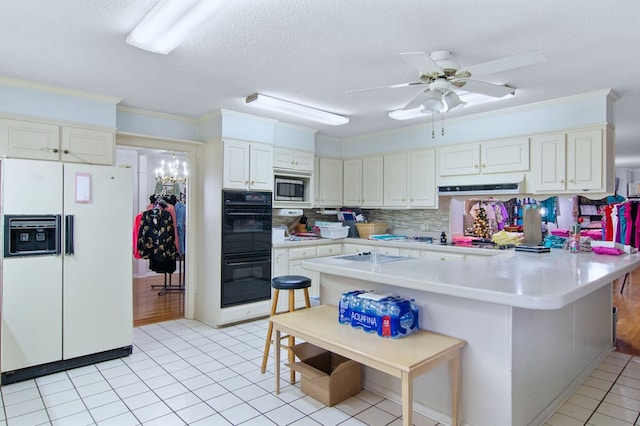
[
  {"xmin": 540, "ymin": 197, "xmax": 557, "ymax": 223},
  {"xmin": 175, "ymin": 201, "xmax": 187, "ymax": 255}
]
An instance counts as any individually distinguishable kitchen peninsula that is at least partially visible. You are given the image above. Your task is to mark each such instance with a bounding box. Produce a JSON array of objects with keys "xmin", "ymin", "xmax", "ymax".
[{"xmin": 301, "ymin": 245, "xmax": 640, "ymax": 426}]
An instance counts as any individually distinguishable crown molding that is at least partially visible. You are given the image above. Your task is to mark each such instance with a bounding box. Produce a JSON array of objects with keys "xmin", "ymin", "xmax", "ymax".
[
  {"xmin": 0, "ymin": 76, "xmax": 121, "ymax": 104},
  {"xmin": 220, "ymin": 108, "xmax": 279, "ymax": 124},
  {"xmin": 275, "ymin": 121, "xmax": 318, "ymax": 135},
  {"xmin": 116, "ymin": 105, "xmax": 199, "ymax": 123}
]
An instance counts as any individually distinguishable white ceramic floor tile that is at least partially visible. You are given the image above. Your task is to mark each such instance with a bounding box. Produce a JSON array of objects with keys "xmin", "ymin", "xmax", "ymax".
[
  {"xmin": 5, "ymin": 409, "xmax": 50, "ymax": 426},
  {"xmin": 189, "ymin": 413, "xmax": 233, "ymax": 425},
  {"xmin": 232, "ymin": 383, "xmax": 269, "ymax": 402},
  {"xmin": 35, "ymin": 372, "xmax": 68, "ymax": 386},
  {"xmin": 605, "ymin": 391, "xmax": 640, "ymax": 411},
  {"xmin": 587, "ymin": 412, "xmax": 635, "ymax": 425},
  {"xmin": 577, "ymin": 384, "xmax": 609, "ymax": 401},
  {"xmin": 616, "ymin": 375, "xmax": 640, "ymax": 391},
  {"xmin": 95, "ymin": 410, "xmax": 140, "ymax": 426},
  {"xmin": 596, "ymin": 401, "xmax": 639, "ymax": 423},
  {"xmin": 217, "ymin": 375, "xmax": 252, "ymax": 391},
  {"xmin": 585, "ymin": 376, "xmax": 616, "ymax": 392},
  {"xmin": 89, "ymin": 399, "xmax": 129, "ymax": 422},
  {"xmin": 132, "ymin": 400, "xmax": 172, "ymax": 423},
  {"xmin": 374, "ymin": 399, "xmax": 403, "ymax": 417},
  {"xmin": 288, "ymin": 417, "xmax": 323, "ymax": 426},
  {"xmin": 175, "ymin": 401, "xmax": 218, "ymax": 424},
  {"xmin": 289, "ymin": 395, "xmax": 326, "ymax": 415},
  {"xmin": 164, "ymin": 391, "xmax": 201, "ymax": 411},
  {"xmin": 192, "ymin": 383, "xmax": 228, "ymax": 401},
  {"xmin": 567, "ymin": 392, "xmax": 601, "ymax": 411},
  {"xmin": 2, "ymin": 387, "xmax": 41, "ymax": 406},
  {"xmin": 41, "ymin": 388, "xmax": 81, "ymax": 409},
  {"xmin": 36, "ymin": 378, "xmax": 75, "ymax": 396},
  {"xmin": 122, "ymin": 390, "xmax": 162, "ymax": 411},
  {"xmin": 354, "ymin": 406, "xmax": 397, "ymax": 426},
  {"xmin": 206, "ymin": 392, "xmax": 243, "ymax": 412},
  {"xmin": 170, "ymin": 366, "xmax": 203, "ymax": 383},
  {"xmin": 51, "ymin": 410, "xmax": 94, "ymax": 426},
  {"xmin": 309, "ymin": 406, "xmax": 351, "ymax": 426},
  {"xmin": 80, "ymin": 389, "xmax": 120, "ymax": 410},
  {"xmin": 113, "ymin": 380, "xmax": 150, "ymax": 399},
  {"xmin": 238, "ymin": 414, "xmax": 278, "ymax": 425},
  {"xmin": 545, "ymin": 412, "xmax": 586, "ymax": 426},
  {"xmin": 4, "ymin": 397, "xmax": 45, "ymax": 419},
  {"xmin": 246, "ymin": 393, "xmax": 286, "ymax": 413},
  {"xmin": 219, "ymin": 402, "xmax": 261, "ymax": 424},
  {"xmin": 594, "ymin": 369, "xmax": 623, "ymax": 383},
  {"xmin": 610, "ymin": 384, "xmax": 640, "ymax": 401},
  {"xmin": 335, "ymin": 395, "xmax": 371, "ymax": 416},
  {"xmin": 46, "ymin": 398, "xmax": 87, "ymax": 421},
  {"xmin": 75, "ymin": 380, "xmax": 112, "ymax": 399},
  {"xmin": 557, "ymin": 401, "xmax": 596, "ymax": 422}
]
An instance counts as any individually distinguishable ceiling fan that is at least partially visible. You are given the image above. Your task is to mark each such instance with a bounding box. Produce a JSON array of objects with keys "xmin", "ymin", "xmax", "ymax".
[{"xmin": 348, "ymin": 50, "xmax": 546, "ymax": 116}]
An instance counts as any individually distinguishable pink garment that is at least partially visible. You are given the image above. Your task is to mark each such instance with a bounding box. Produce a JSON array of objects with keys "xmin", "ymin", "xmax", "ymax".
[{"xmin": 625, "ymin": 202, "xmax": 633, "ymax": 245}]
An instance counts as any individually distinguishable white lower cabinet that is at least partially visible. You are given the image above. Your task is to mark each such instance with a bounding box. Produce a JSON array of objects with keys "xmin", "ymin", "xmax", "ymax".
[
  {"xmin": 272, "ymin": 244, "xmax": 343, "ymax": 312},
  {"xmin": 421, "ymin": 251, "xmax": 466, "ymax": 262}
]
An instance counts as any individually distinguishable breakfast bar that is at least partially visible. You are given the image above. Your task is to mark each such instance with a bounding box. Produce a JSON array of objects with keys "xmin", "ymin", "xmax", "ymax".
[{"xmin": 302, "ymin": 248, "xmax": 640, "ymax": 426}]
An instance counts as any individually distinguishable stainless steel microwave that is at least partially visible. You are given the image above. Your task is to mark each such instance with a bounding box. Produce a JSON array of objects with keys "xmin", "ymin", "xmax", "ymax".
[{"xmin": 274, "ymin": 177, "xmax": 305, "ymax": 201}]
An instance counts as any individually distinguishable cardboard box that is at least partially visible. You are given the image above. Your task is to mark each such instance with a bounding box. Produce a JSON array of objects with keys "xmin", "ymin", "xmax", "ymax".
[{"xmin": 288, "ymin": 343, "xmax": 361, "ymax": 406}]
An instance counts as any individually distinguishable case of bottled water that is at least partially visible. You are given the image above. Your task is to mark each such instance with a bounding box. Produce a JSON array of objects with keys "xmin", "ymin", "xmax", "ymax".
[{"xmin": 337, "ymin": 290, "xmax": 419, "ymax": 338}]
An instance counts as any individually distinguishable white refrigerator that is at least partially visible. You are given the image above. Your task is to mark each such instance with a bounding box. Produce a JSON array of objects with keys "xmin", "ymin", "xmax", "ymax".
[{"xmin": 0, "ymin": 159, "xmax": 133, "ymax": 384}]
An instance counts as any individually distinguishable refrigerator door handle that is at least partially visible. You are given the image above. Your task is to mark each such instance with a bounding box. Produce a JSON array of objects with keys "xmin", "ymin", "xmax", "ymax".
[
  {"xmin": 65, "ymin": 215, "xmax": 75, "ymax": 255},
  {"xmin": 56, "ymin": 215, "xmax": 62, "ymax": 255}
]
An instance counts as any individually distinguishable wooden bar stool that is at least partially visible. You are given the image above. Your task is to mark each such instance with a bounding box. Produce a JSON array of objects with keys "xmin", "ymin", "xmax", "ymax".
[{"xmin": 261, "ymin": 275, "xmax": 312, "ymax": 384}]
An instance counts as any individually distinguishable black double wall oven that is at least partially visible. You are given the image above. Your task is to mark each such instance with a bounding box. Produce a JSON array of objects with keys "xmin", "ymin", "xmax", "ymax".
[{"xmin": 221, "ymin": 190, "xmax": 272, "ymax": 308}]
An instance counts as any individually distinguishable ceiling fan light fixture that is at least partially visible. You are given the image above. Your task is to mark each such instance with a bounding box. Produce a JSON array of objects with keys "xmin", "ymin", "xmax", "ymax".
[
  {"xmin": 245, "ymin": 93, "xmax": 349, "ymax": 126},
  {"xmin": 422, "ymin": 90, "xmax": 445, "ymax": 112},
  {"xmin": 444, "ymin": 91, "xmax": 467, "ymax": 111}
]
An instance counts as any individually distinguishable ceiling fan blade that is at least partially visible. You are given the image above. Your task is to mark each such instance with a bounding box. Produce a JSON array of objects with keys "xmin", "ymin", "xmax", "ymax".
[
  {"xmin": 402, "ymin": 89, "xmax": 431, "ymax": 110},
  {"xmin": 462, "ymin": 50, "xmax": 547, "ymax": 76},
  {"xmin": 459, "ymin": 80, "xmax": 515, "ymax": 98},
  {"xmin": 345, "ymin": 81, "xmax": 424, "ymax": 94},
  {"xmin": 399, "ymin": 52, "xmax": 442, "ymax": 75}
]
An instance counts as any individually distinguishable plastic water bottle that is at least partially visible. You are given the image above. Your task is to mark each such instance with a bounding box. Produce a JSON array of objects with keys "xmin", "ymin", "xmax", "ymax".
[{"xmin": 370, "ymin": 248, "xmax": 380, "ymax": 265}]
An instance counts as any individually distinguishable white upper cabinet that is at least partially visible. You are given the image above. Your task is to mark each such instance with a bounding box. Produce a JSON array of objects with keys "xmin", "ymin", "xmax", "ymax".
[
  {"xmin": 383, "ymin": 153, "xmax": 408, "ymax": 207},
  {"xmin": 343, "ymin": 158, "xmax": 363, "ymax": 206},
  {"xmin": 361, "ymin": 156, "xmax": 384, "ymax": 207},
  {"xmin": 315, "ymin": 157, "xmax": 343, "ymax": 207},
  {"xmin": 342, "ymin": 156, "xmax": 383, "ymax": 207},
  {"xmin": 223, "ymin": 139, "xmax": 273, "ymax": 191},
  {"xmin": 439, "ymin": 137, "xmax": 529, "ymax": 177},
  {"xmin": 273, "ymin": 147, "xmax": 314, "ymax": 172},
  {"xmin": 409, "ymin": 149, "xmax": 437, "ymax": 208},
  {"xmin": 531, "ymin": 126, "xmax": 610, "ymax": 193},
  {"xmin": 0, "ymin": 118, "xmax": 115, "ymax": 165}
]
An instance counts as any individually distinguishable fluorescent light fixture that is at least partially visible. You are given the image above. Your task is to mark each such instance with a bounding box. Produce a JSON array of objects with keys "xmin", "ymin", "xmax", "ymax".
[
  {"xmin": 245, "ymin": 93, "xmax": 349, "ymax": 126},
  {"xmin": 127, "ymin": 0, "xmax": 222, "ymax": 54},
  {"xmin": 388, "ymin": 106, "xmax": 431, "ymax": 121}
]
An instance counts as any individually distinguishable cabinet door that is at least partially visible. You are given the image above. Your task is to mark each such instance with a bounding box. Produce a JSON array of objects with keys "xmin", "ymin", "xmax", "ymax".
[
  {"xmin": 383, "ymin": 153, "xmax": 408, "ymax": 207},
  {"xmin": 272, "ymin": 249, "xmax": 288, "ymax": 278},
  {"xmin": 531, "ymin": 133, "xmax": 566, "ymax": 192},
  {"xmin": 293, "ymin": 151, "xmax": 314, "ymax": 171},
  {"xmin": 421, "ymin": 251, "xmax": 466, "ymax": 262},
  {"xmin": 409, "ymin": 149, "xmax": 437, "ymax": 208},
  {"xmin": 317, "ymin": 157, "xmax": 343, "ymax": 206},
  {"xmin": 273, "ymin": 147, "xmax": 294, "ymax": 169},
  {"xmin": 61, "ymin": 126, "xmax": 115, "ymax": 165},
  {"xmin": 566, "ymin": 128, "xmax": 603, "ymax": 191},
  {"xmin": 438, "ymin": 143, "xmax": 480, "ymax": 176},
  {"xmin": 481, "ymin": 137, "xmax": 529, "ymax": 174},
  {"xmin": 223, "ymin": 140, "xmax": 251, "ymax": 189},
  {"xmin": 0, "ymin": 118, "xmax": 60, "ymax": 161},
  {"xmin": 343, "ymin": 158, "xmax": 363, "ymax": 205},
  {"xmin": 249, "ymin": 143, "xmax": 274, "ymax": 191},
  {"xmin": 362, "ymin": 156, "xmax": 383, "ymax": 207}
]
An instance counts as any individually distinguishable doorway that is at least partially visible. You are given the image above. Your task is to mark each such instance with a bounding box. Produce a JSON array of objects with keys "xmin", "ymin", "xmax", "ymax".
[{"xmin": 116, "ymin": 138, "xmax": 197, "ymax": 327}]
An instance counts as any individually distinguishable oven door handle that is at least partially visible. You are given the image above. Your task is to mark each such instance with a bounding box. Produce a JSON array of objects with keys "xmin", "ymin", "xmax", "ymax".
[
  {"xmin": 225, "ymin": 259, "xmax": 271, "ymax": 267},
  {"xmin": 224, "ymin": 212, "xmax": 271, "ymax": 216}
]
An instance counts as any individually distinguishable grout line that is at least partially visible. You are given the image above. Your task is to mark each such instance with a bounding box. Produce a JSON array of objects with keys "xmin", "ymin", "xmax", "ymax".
[{"xmin": 583, "ymin": 356, "xmax": 633, "ymax": 425}]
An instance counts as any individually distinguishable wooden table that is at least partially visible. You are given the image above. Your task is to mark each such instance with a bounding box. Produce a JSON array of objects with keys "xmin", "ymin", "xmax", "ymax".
[{"xmin": 271, "ymin": 305, "xmax": 467, "ymax": 426}]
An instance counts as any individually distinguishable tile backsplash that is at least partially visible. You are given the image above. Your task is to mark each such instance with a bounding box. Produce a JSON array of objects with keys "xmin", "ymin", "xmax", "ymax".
[{"xmin": 272, "ymin": 208, "xmax": 450, "ymax": 237}]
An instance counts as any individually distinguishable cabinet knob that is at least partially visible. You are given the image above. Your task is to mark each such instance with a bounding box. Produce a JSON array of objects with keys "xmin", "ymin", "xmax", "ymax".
[
  {"xmin": 53, "ymin": 148, "xmax": 59, "ymax": 153},
  {"xmin": 474, "ymin": 164, "xmax": 479, "ymax": 168},
  {"xmin": 251, "ymin": 180, "xmax": 255, "ymax": 184},
  {"xmin": 569, "ymin": 178, "xmax": 575, "ymax": 183},
  {"xmin": 244, "ymin": 181, "xmax": 249, "ymax": 185},
  {"xmin": 441, "ymin": 257, "xmax": 446, "ymax": 261},
  {"xmin": 481, "ymin": 164, "xmax": 486, "ymax": 168},
  {"xmin": 410, "ymin": 198, "xmax": 414, "ymax": 202},
  {"xmin": 559, "ymin": 179, "xmax": 565, "ymax": 184},
  {"xmin": 63, "ymin": 149, "xmax": 69, "ymax": 154}
]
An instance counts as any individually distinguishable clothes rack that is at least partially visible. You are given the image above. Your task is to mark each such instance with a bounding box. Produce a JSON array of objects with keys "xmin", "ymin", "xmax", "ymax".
[{"xmin": 151, "ymin": 255, "xmax": 185, "ymax": 296}]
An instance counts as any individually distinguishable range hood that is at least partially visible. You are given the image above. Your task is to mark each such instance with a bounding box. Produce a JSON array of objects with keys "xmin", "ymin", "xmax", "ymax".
[{"xmin": 438, "ymin": 176, "xmax": 525, "ymax": 196}]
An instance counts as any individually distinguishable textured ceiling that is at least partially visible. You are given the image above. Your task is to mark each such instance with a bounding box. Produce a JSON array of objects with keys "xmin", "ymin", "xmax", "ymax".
[{"xmin": 1, "ymin": 1, "xmax": 639, "ymax": 166}]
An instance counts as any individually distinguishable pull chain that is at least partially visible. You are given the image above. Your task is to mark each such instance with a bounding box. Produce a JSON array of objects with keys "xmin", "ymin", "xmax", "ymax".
[
  {"xmin": 441, "ymin": 111, "xmax": 445, "ymax": 136},
  {"xmin": 431, "ymin": 113, "xmax": 435, "ymax": 139}
]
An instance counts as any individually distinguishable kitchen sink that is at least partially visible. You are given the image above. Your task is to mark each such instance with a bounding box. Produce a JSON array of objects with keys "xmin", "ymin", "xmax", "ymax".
[{"xmin": 340, "ymin": 253, "xmax": 412, "ymax": 263}]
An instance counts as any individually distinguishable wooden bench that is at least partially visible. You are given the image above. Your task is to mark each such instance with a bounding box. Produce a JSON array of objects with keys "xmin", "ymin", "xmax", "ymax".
[{"xmin": 271, "ymin": 304, "xmax": 467, "ymax": 426}]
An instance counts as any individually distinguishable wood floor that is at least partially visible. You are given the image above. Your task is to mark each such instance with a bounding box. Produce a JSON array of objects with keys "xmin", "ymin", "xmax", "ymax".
[
  {"xmin": 133, "ymin": 274, "xmax": 184, "ymax": 327},
  {"xmin": 614, "ymin": 266, "xmax": 640, "ymax": 356}
]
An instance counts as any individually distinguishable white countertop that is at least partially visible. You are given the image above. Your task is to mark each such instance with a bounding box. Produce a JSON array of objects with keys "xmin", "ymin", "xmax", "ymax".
[{"xmin": 302, "ymin": 249, "xmax": 640, "ymax": 310}]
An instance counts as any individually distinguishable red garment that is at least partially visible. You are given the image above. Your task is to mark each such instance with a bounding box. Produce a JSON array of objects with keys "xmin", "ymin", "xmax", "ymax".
[
  {"xmin": 603, "ymin": 205, "xmax": 614, "ymax": 241},
  {"xmin": 133, "ymin": 213, "xmax": 142, "ymax": 259}
]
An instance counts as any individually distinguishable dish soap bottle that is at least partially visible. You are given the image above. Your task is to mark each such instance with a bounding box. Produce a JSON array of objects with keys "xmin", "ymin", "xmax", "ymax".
[{"xmin": 440, "ymin": 232, "xmax": 447, "ymax": 244}]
